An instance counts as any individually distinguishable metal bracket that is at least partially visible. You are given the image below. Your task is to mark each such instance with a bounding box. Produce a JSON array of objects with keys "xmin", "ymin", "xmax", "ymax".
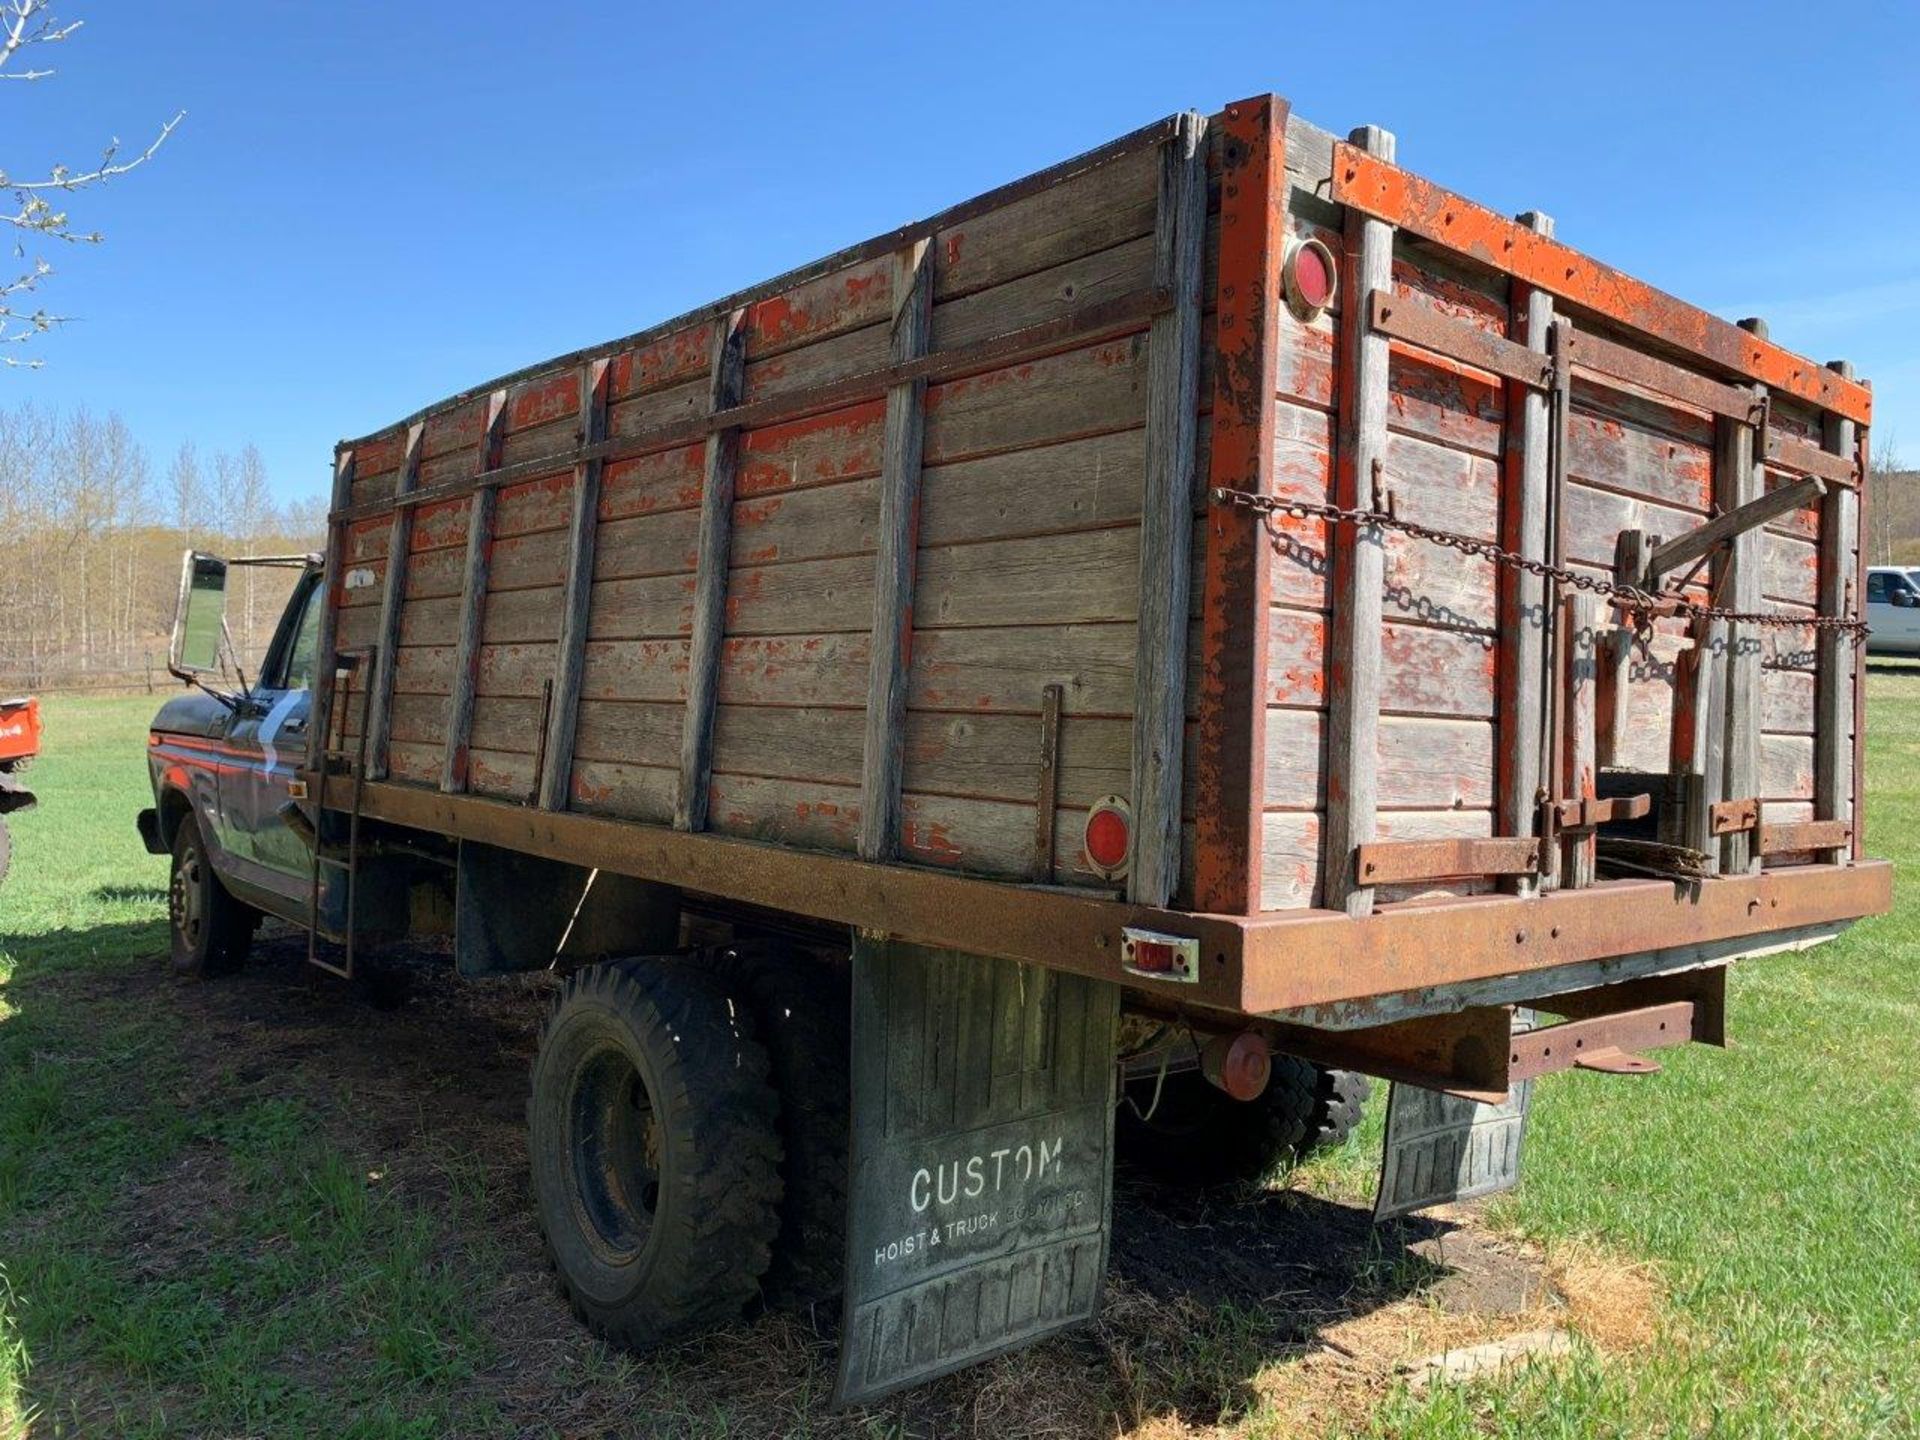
[
  {"xmin": 1709, "ymin": 797, "xmax": 1760, "ymax": 835},
  {"xmin": 1355, "ymin": 837, "xmax": 1540, "ymax": 886},
  {"xmin": 1549, "ymin": 792, "xmax": 1650, "ymax": 832}
]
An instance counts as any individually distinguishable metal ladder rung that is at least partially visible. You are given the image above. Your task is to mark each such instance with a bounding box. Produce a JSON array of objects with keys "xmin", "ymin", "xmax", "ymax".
[{"xmin": 308, "ymin": 648, "xmax": 376, "ymax": 980}]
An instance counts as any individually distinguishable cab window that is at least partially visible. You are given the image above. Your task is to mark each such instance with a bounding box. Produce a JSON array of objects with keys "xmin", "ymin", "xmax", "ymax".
[
  {"xmin": 1868, "ymin": 573, "xmax": 1891, "ymax": 604},
  {"xmin": 276, "ymin": 581, "xmax": 324, "ymax": 692}
]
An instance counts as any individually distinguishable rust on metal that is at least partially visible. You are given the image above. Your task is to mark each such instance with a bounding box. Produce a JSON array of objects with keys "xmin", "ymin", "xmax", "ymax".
[
  {"xmin": 1552, "ymin": 793, "xmax": 1650, "ymax": 829},
  {"xmin": 1331, "ymin": 145, "xmax": 1874, "ymax": 425},
  {"xmin": 1355, "ymin": 837, "xmax": 1540, "ymax": 885},
  {"xmin": 1563, "ymin": 326, "xmax": 1754, "ymax": 421},
  {"xmin": 1366, "ymin": 289, "xmax": 1549, "ymax": 390},
  {"xmin": 1033, "ymin": 683, "xmax": 1063, "ymax": 879},
  {"xmin": 1759, "ymin": 819, "xmax": 1851, "ymax": 856},
  {"xmin": 331, "ymin": 775, "xmax": 1889, "ymax": 1021},
  {"xmin": 1507, "ymin": 1001, "xmax": 1697, "ymax": 1083},
  {"xmin": 1193, "ymin": 93, "xmax": 1288, "ymax": 914},
  {"xmin": 1710, "ymin": 798, "xmax": 1760, "ymax": 835},
  {"xmin": 1767, "ymin": 430, "xmax": 1859, "ymax": 488}
]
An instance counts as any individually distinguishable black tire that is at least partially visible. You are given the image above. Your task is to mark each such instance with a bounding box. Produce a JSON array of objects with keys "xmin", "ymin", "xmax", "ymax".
[
  {"xmin": 1296, "ymin": 1064, "xmax": 1373, "ymax": 1157},
  {"xmin": 529, "ymin": 957, "xmax": 784, "ymax": 1350},
  {"xmin": 168, "ymin": 812, "xmax": 257, "ymax": 978},
  {"xmin": 1116, "ymin": 1056, "xmax": 1371, "ymax": 1185},
  {"xmin": 713, "ymin": 941, "xmax": 850, "ymax": 1308}
]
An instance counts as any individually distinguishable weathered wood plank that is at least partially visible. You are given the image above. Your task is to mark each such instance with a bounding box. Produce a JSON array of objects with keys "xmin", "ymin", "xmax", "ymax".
[
  {"xmin": 1323, "ymin": 124, "xmax": 1396, "ymax": 917},
  {"xmin": 366, "ymin": 421, "xmax": 425, "ymax": 780},
  {"xmin": 440, "ymin": 390, "xmax": 509, "ymax": 793},
  {"xmin": 675, "ymin": 308, "xmax": 749, "ymax": 832},
  {"xmin": 540, "ymin": 358, "xmax": 611, "ymax": 811},
  {"xmin": 1561, "ymin": 593, "xmax": 1600, "ymax": 887},
  {"xmin": 1718, "ymin": 372, "xmax": 1764, "ymax": 873},
  {"xmin": 1130, "ymin": 112, "xmax": 1207, "ymax": 906},
  {"xmin": 858, "ymin": 241, "xmax": 934, "ymax": 862},
  {"xmin": 1815, "ymin": 359, "xmax": 1859, "ymax": 863}
]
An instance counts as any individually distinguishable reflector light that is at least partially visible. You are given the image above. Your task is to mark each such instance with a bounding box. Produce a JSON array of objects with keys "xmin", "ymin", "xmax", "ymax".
[
  {"xmin": 1284, "ymin": 237, "xmax": 1338, "ymax": 320},
  {"xmin": 1083, "ymin": 795, "xmax": 1132, "ymax": 878},
  {"xmin": 1119, "ymin": 926, "xmax": 1200, "ymax": 984}
]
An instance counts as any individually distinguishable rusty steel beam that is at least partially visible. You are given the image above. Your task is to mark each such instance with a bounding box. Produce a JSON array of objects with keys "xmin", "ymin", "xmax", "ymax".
[
  {"xmin": 1564, "ymin": 326, "xmax": 1753, "ymax": 421},
  {"xmin": 1709, "ymin": 798, "xmax": 1760, "ymax": 836},
  {"xmin": 1355, "ymin": 837, "xmax": 1540, "ymax": 885},
  {"xmin": 1767, "ymin": 430, "xmax": 1859, "ymax": 488},
  {"xmin": 332, "ymin": 775, "xmax": 1889, "ymax": 1021},
  {"xmin": 1759, "ymin": 819, "xmax": 1852, "ymax": 856},
  {"xmin": 1330, "ymin": 146, "xmax": 1873, "ymax": 425},
  {"xmin": 1506, "ymin": 1001, "xmax": 1697, "ymax": 1083},
  {"xmin": 1193, "ymin": 94, "xmax": 1289, "ymax": 914}
]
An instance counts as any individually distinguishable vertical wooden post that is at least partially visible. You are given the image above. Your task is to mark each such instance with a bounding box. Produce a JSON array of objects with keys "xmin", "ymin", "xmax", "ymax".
[
  {"xmin": 1324, "ymin": 124, "xmax": 1395, "ymax": 918},
  {"xmin": 1193, "ymin": 93, "xmax": 1288, "ymax": 916},
  {"xmin": 1816, "ymin": 359, "xmax": 1860, "ymax": 864},
  {"xmin": 1128, "ymin": 111, "xmax": 1208, "ymax": 907},
  {"xmin": 1561, "ymin": 593, "xmax": 1599, "ymax": 887},
  {"xmin": 365, "ymin": 421, "xmax": 424, "ymax": 781},
  {"xmin": 1597, "ymin": 529, "xmax": 1648, "ymax": 768},
  {"xmin": 1718, "ymin": 339, "xmax": 1766, "ymax": 873},
  {"xmin": 539, "ymin": 358, "xmax": 612, "ymax": 812},
  {"xmin": 675, "ymin": 309, "xmax": 749, "ymax": 832},
  {"xmin": 1671, "ymin": 616, "xmax": 1728, "ymax": 870},
  {"xmin": 856, "ymin": 242, "xmax": 933, "ymax": 862},
  {"xmin": 1497, "ymin": 211, "xmax": 1555, "ymax": 896},
  {"xmin": 441, "ymin": 390, "xmax": 509, "ymax": 794},
  {"xmin": 308, "ymin": 446, "xmax": 357, "ymax": 775}
]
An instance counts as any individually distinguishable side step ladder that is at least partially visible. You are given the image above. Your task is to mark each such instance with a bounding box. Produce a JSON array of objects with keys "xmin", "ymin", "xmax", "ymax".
[{"xmin": 307, "ymin": 648, "xmax": 374, "ymax": 979}]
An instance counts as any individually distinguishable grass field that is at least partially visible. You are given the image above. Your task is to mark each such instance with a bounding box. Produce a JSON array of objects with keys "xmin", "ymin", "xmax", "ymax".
[{"xmin": 0, "ymin": 689, "xmax": 1915, "ymax": 1438}]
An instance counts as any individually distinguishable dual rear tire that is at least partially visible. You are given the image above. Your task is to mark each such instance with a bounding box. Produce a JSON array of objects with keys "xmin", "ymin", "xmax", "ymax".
[{"xmin": 1117, "ymin": 1054, "xmax": 1372, "ymax": 1185}]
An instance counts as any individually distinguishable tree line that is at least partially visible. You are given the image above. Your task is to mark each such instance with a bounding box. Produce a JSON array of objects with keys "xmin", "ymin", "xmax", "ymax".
[{"xmin": 0, "ymin": 402, "xmax": 324, "ymax": 691}]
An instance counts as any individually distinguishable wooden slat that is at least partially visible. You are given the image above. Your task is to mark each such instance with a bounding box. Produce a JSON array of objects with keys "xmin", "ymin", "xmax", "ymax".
[
  {"xmin": 675, "ymin": 309, "xmax": 749, "ymax": 831},
  {"xmin": 1128, "ymin": 111, "xmax": 1207, "ymax": 907},
  {"xmin": 309, "ymin": 447, "xmax": 358, "ymax": 772},
  {"xmin": 857, "ymin": 242, "xmax": 934, "ymax": 861},
  {"xmin": 1330, "ymin": 145, "xmax": 1873, "ymax": 425},
  {"xmin": 1767, "ymin": 429, "xmax": 1859, "ymax": 488},
  {"xmin": 1367, "ymin": 288, "xmax": 1547, "ymax": 390},
  {"xmin": 538, "ymin": 358, "xmax": 611, "ymax": 811},
  {"xmin": 1718, "ymin": 369, "xmax": 1765, "ymax": 875},
  {"xmin": 440, "ymin": 390, "xmax": 509, "ymax": 793},
  {"xmin": 1497, "ymin": 211, "xmax": 1554, "ymax": 897},
  {"xmin": 1324, "ymin": 124, "xmax": 1395, "ymax": 918},
  {"xmin": 1561, "ymin": 593, "xmax": 1600, "ymax": 888},
  {"xmin": 365, "ymin": 422, "xmax": 424, "ymax": 780},
  {"xmin": 1815, "ymin": 359, "xmax": 1859, "ymax": 863},
  {"xmin": 1194, "ymin": 94, "xmax": 1288, "ymax": 914}
]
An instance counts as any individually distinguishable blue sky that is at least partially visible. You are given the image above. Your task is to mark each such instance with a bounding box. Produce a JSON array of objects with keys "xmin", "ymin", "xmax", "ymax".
[{"xmin": 15, "ymin": 1, "xmax": 1919, "ymax": 505}]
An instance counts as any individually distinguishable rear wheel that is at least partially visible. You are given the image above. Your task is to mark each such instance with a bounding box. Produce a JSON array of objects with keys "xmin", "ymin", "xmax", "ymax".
[
  {"xmin": 713, "ymin": 941, "xmax": 850, "ymax": 1308},
  {"xmin": 1117, "ymin": 1056, "xmax": 1372, "ymax": 1184},
  {"xmin": 168, "ymin": 812, "xmax": 257, "ymax": 978},
  {"xmin": 529, "ymin": 957, "xmax": 784, "ymax": 1349}
]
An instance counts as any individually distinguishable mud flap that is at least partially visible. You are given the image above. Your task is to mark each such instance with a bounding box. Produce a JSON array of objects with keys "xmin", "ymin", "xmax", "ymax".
[
  {"xmin": 1373, "ymin": 1010, "xmax": 1536, "ymax": 1222},
  {"xmin": 835, "ymin": 936, "xmax": 1119, "ymax": 1407}
]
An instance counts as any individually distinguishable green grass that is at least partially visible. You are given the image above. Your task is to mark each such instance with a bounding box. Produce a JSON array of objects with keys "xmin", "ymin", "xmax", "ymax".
[{"xmin": 1, "ymin": 690, "xmax": 1917, "ymax": 1436}]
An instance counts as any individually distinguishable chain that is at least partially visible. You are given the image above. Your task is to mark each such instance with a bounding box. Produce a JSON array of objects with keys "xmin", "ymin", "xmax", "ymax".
[{"xmin": 1211, "ymin": 487, "xmax": 1869, "ymax": 642}]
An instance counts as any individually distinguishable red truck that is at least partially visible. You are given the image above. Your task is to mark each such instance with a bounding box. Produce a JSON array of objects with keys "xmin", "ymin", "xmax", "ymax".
[
  {"xmin": 0, "ymin": 695, "xmax": 39, "ymax": 884},
  {"xmin": 140, "ymin": 93, "xmax": 1888, "ymax": 1403}
]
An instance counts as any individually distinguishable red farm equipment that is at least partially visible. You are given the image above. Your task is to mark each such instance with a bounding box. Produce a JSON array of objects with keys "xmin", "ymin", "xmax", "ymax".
[{"xmin": 0, "ymin": 696, "xmax": 40, "ymax": 884}]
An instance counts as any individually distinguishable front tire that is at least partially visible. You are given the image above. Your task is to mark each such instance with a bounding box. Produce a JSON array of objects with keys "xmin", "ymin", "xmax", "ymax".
[
  {"xmin": 529, "ymin": 958, "xmax": 784, "ymax": 1350},
  {"xmin": 168, "ymin": 812, "xmax": 257, "ymax": 978}
]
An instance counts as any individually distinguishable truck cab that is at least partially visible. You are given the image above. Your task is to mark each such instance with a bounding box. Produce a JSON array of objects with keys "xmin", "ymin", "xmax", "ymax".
[{"xmin": 140, "ymin": 551, "xmax": 331, "ymax": 969}]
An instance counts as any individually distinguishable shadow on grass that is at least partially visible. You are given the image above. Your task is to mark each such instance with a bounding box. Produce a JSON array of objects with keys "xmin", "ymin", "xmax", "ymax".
[{"xmin": 0, "ymin": 926, "xmax": 1471, "ymax": 1438}]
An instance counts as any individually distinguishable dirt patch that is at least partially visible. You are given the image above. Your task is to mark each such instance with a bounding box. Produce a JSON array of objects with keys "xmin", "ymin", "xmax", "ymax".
[{"xmin": 20, "ymin": 934, "xmax": 1667, "ymax": 1437}]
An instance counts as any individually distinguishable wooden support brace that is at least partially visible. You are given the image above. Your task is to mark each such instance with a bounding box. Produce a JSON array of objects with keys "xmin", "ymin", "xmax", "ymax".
[
  {"xmin": 1643, "ymin": 475, "xmax": 1825, "ymax": 589},
  {"xmin": 441, "ymin": 390, "xmax": 509, "ymax": 794},
  {"xmin": 308, "ymin": 447, "xmax": 357, "ymax": 775},
  {"xmin": 675, "ymin": 309, "xmax": 748, "ymax": 833},
  {"xmin": 1128, "ymin": 110, "xmax": 1207, "ymax": 906},
  {"xmin": 539, "ymin": 358, "xmax": 612, "ymax": 813},
  {"xmin": 1717, "ymin": 361, "xmax": 1765, "ymax": 874},
  {"xmin": 1561, "ymin": 593, "xmax": 1600, "ymax": 888},
  {"xmin": 365, "ymin": 422, "xmax": 424, "ymax": 781},
  {"xmin": 1815, "ymin": 360, "xmax": 1860, "ymax": 864},
  {"xmin": 856, "ymin": 242, "xmax": 933, "ymax": 862},
  {"xmin": 1497, "ymin": 211, "xmax": 1555, "ymax": 898},
  {"xmin": 1325, "ymin": 123, "xmax": 1395, "ymax": 918}
]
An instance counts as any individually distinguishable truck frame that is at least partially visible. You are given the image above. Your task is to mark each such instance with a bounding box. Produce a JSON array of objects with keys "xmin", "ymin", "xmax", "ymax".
[{"xmin": 143, "ymin": 92, "xmax": 1889, "ymax": 1404}]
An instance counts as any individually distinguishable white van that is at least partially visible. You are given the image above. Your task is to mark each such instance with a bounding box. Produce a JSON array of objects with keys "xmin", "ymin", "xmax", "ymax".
[{"xmin": 1865, "ymin": 566, "xmax": 1920, "ymax": 655}]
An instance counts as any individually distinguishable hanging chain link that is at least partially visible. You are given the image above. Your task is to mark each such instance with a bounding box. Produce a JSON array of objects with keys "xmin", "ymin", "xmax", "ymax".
[{"xmin": 1211, "ymin": 486, "xmax": 1869, "ymax": 643}]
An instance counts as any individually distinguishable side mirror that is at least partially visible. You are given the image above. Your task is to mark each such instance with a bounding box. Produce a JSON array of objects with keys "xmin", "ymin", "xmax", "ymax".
[
  {"xmin": 1896, "ymin": 590, "xmax": 1918, "ymax": 610},
  {"xmin": 170, "ymin": 551, "xmax": 230, "ymax": 674}
]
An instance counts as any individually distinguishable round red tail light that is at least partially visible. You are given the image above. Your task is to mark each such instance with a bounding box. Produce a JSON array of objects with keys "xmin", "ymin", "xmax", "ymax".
[
  {"xmin": 1285, "ymin": 237, "xmax": 1338, "ymax": 320},
  {"xmin": 1083, "ymin": 796, "xmax": 1132, "ymax": 879}
]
